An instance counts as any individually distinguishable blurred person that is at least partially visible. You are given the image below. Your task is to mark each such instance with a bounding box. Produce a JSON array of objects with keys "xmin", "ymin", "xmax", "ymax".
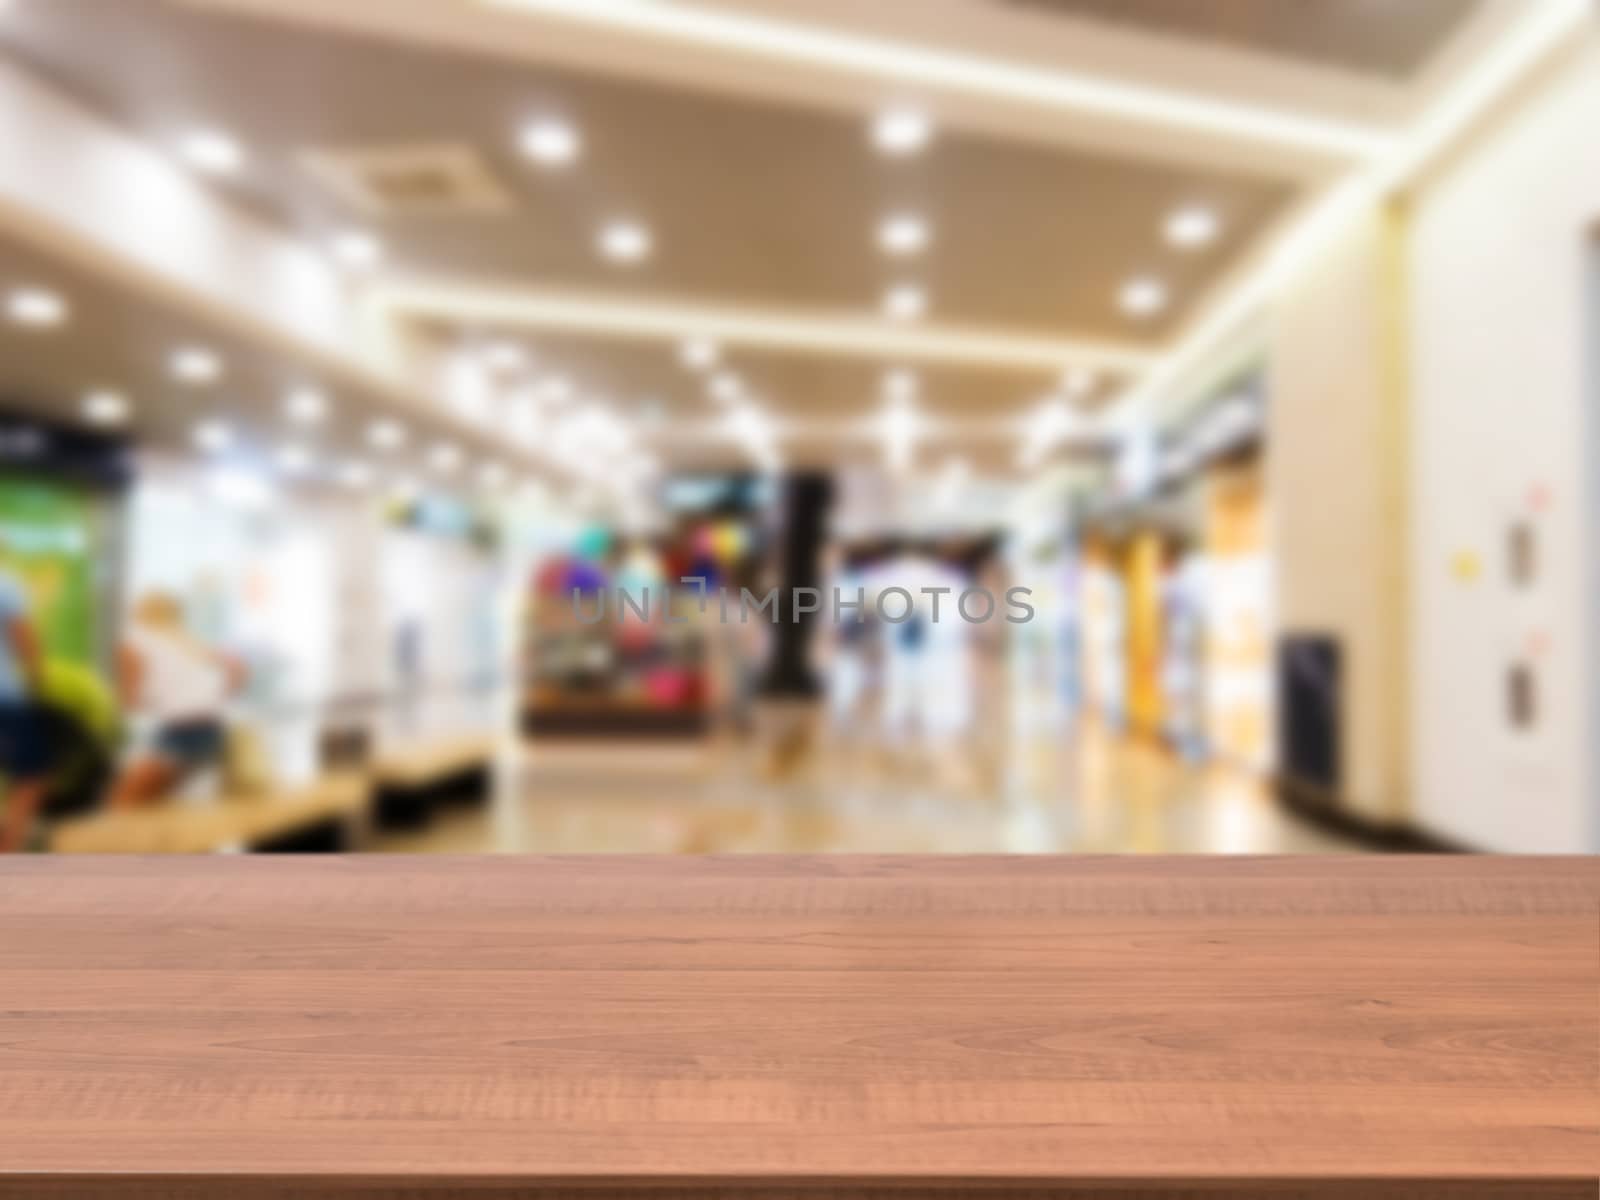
[
  {"xmin": 1161, "ymin": 542, "xmax": 1206, "ymax": 761},
  {"xmin": 0, "ymin": 565, "xmax": 48, "ymax": 851},
  {"xmin": 969, "ymin": 545, "xmax": 1014, "ymax": 739},
  {"xmin": 107, "ymin": 591, "xmax": 241, "ymax": 810},
  {"xmin": 870, "ymin": 541, "xmax": 974, "ymax": 744},
  {"xmin": 724, "ymin": 554, "xmax": 772, "ymax": 739},
  {"xmin": 921, "ymin": 541, "xmax": 978, "ymax": 740},
  {"xmin": 868, "ymin": 541, "xmax": 925, "ymax": 743},
  {"xmin": 822, "ymin": 544, "xmax": 872, "ymax": 732}
]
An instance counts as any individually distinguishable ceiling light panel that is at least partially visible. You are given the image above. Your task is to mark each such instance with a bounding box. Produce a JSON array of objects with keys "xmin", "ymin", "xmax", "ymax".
[
  {"xmin": 331, "ymin": 230, "xmax": 385, "ymax": 269},
  {"xmin": 368, "ymin": 419, "xmax": 408, "ymax": 450},
  {"xmin": 179, "ymin": 129, "xmax": 245, "ymax": 174},
  {"xmin": 883, "ymin": 284, "xmax": 926, "ymax": 321},
  {"xmin": 5, "ymin": 287, "xmax": 67, "ymax": 328},
  {"xmin": 82, "ymin": 390, "xmax": 130, "ymax": 426},
  {"xmin": 873, "ymin": 107, "xmax": 934, "ymax": 156},
  {"xmin": 680, "ymin": 337, "xmax": 720, "ymax": 370},
  {"xmin": 1165, "ymin": 206, "xmax": 1221, "ymax": 249},
  {"xmin": 171, "ymin": 348, "xmax": 223, "ymax": 384},
  {"xmin": 878, "ymin": 213, "xmax": 930, "ymax": 256},
  {"xmin": 286, "ymin": 387, "xmax": 328, "ymax": 424},
  {"xmin": 1119, "ymin": 277, "xmax": 1167, "ymax": 318},
  {"xmin": 598, "ymin": 220, "xmax": 652, "ymax": 263},
  {"xmin": 520, "ymin": 117, "xmax": 582, "ymax": 166},
  {"xmin": 193, "ymin": 420, "xmax": 233, "ymax": 453}
]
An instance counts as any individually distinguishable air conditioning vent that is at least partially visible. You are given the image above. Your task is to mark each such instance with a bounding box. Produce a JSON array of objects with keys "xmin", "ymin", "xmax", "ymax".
[{"xmin": 299, "ymin": 144, "xmax": 515, "ymax": 217}]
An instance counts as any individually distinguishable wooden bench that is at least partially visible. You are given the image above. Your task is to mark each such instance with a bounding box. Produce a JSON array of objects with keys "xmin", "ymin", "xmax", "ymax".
[
  {"xmin": 370, "ymin": 734, "xmax": 495, "ymax": 829},
  {"xmin": 47, "ymin": 772, "xmax": 369, "ymax": 854},
  {"xmin": 45, "ymin": 730, "xmax": 499, "ymax": 848}
]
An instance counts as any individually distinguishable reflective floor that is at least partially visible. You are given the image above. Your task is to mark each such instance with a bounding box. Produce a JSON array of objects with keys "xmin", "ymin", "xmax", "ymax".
[{"xmin": 377, "ymin": 705, "xmax": 1361, "ymax": 855}]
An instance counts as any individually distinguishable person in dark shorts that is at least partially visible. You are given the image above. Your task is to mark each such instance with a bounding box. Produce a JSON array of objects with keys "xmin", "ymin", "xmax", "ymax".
[
  {"xmin": 107, "ymin": 591, "xmax": 240, "ymax": 809},
  {"xmin": 0, "ymin": 567, "xmax": 48, "ymax": 852}
]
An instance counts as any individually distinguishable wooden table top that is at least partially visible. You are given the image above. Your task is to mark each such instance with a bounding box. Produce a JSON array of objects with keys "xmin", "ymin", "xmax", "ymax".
[{"xmin": 0, "ymin": 856, "xmax": 1595, "ymax": 1198}]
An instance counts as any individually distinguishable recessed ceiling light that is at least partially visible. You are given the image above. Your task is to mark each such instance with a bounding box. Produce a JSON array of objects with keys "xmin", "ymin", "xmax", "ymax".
[
  {"xmin": 598, "ymin": 220, "xmax": 652, "ymax": 264},
  {"xmin": 519, "ymin": 118, "xmax": 582, "ymax": 167},
  {"xmin": 538, "ymin": 374, "xmax": 575, "ymax": 405},
  {"xmin": 330, "ymin": 230, "xmax": 384, "ymax": 270},
  {"xmin": 1165, "ymin": 205, "xmax": 1221, "ymax": 249},
  {"xmin": 878, "ymin": 213, "xmax": 930, "ymax": 256},
  {"xmin": 178, "ymin": 129, "xmax": 244, "ymax": 175},
  {"xmin": 193, "ymin": 420, "xmax": 233, "ymax": 454},
  {"xmin": 171, "ymin": 348, "xmax": 223, "ymax": 385},
  {"xmin": 883, "ymin": 368, "xmax": 918, "ymax": 401},
  {"xmin": 680, "ymin": 337, "xmax": 720, "ymax": 370},
  {"xmin": 1061, "ymin": 367, "xmax": 1097, "ymax": 396},
  {"xmin": 338, "ymin": 459, "xmax": 374, "ymax": 489},
  {"xmin": 367, "ymin": 419, "xmax": 407, "ymax": 451},
  {"xmin": 709, "ymin": 371, "xmax": 743, "ymax": 403},
  {"xmin": 276, "ymin": 444, "xmax": 314, "ymax": 475},
  {"xmin": 481, "ymin": 341, "xmax": 529, "ymax": 372},
  {"xmin": 872, "ymin": 107, "xmax": 933, "ymax": 156},
  {"xmin": 1119, "ymin": 277, "xmax": 1168, "ymax": 318},
  {"xmin": 82, "ymin": 390, "xmax": 130, "ymax": 427},
  {"xmin": 883, "ymin": 284, "xmax": 926, "ymax": 321},
  {"xmin": 509, "ymin": 399, "xmax": 539, "ymax": 446},
  {"xmin": 5, "ymin": 288, "xmax": 67, "ymax": 328},
  {"xmin": 285, "ymin": 387, "xmax": 327, "ymax": 424},
  {"xmin": 429, "ymin": 442, "xmax": 463, "ymax": 473}
]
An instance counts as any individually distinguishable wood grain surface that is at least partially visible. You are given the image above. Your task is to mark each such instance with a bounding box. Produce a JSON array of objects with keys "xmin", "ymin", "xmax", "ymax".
[{"xmin": 0, "ymin": 856, "xmax": 1594, "ymax": 1198}]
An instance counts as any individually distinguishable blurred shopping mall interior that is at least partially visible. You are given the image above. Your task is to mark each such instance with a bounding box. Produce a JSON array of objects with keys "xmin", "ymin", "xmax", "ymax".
[{"xmin": 0, "ymin": 0, "xmax": 1596, "ymax": 855}]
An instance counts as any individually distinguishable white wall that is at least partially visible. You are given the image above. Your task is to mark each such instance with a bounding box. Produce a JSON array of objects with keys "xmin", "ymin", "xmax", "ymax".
[
  {"xmin": 1267, "ymin": 207, "xmax": 1409, "ymax": 825},
  {"xmin": 1407, "ymin": 33, "xmax": 1600, "ymax": 852}
]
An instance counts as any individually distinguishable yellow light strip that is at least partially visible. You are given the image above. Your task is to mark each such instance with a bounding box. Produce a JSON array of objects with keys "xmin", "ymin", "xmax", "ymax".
[
  {"xmin": 648, "ymin": 414, "xmax": 1103, "ymax": 445},
  {"xmin": 369, "ymin": 279, "xmax": 1157, "ymax": 374},
  {"xmin": 479, "ymin": 0, "xmax": 1393, "ymax": 159}
]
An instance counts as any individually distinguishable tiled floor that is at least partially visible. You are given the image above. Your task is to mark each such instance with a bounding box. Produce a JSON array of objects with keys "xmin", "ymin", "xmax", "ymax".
[{"xmin": 377, "ymin": 705, "xmax": 1362, "ymax": 855}]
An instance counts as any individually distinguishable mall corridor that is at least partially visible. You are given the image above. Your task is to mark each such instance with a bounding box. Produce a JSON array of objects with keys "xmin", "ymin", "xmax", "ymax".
[{"xmin": 0, "ymin": 0, "xmax": 1598, "ymax": 857}]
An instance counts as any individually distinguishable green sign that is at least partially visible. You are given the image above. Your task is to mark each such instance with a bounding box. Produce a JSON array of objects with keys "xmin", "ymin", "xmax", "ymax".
[{"xmin": 0, "ymin": 477, "xmax": 100, "ymax": 666}]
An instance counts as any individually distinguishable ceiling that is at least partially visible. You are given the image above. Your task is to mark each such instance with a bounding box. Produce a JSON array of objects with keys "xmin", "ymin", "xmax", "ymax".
[
  {"xmin": 993, "ymin": 0, "xmax": 1481, "ymax": 79},
  {"xmin": 414, "ymin": 319, "xmax": 1121, "ymax": 422},
  {"xmin": 420, "ymin": 316, "xmax": 1131, "ymax": 403},
  {"xmin": 2, "ymin": 0, "xmax": 1294, "ymax": 342},
  {"xmin": 0, "ymin": 0, "xmax": 1511, "ymax": 482},
  {"xmin": 0, "ymin": 225, "xmax": 1066, "ymax": 480},
  {"xmin": 0, "ymin": 237, "xmax": 518, "ymax": 487}
]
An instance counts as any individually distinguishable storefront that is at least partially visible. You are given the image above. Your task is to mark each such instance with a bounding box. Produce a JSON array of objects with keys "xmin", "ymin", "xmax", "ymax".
[
  {"xmin": 0, "ymin": 412, "xmax": 130, "ymax": 675},
  {"xmin": 125, "ymin": 458, "xmax": 343, "ymax": 711},
  {"xmin": 1198, "ymin": 452, "xmax": 1273, "ymax": 770},
  {"xmin": 1068, "ymin": 380, "xmax": 1274, "ymax": 770},
  {"xmin": 1160, "ymin": 385, "xmax": 1275, "ymax": 772}
]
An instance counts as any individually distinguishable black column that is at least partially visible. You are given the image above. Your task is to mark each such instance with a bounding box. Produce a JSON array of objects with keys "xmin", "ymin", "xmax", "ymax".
[{"xmin": 759, "ymin": 471, "xmax": 832, "ymax": 698}]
